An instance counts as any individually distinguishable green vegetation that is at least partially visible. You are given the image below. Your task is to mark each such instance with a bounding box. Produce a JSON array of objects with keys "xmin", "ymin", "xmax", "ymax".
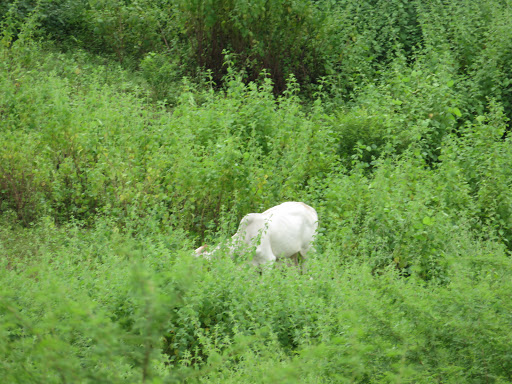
[{"xmin": 1, "ymin": 0, "xmax": 512, "ymax": 382}]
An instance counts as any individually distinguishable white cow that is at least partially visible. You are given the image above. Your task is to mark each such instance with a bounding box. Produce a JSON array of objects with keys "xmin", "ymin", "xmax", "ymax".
[{"xmin": 195, "ymin": 202, "xmax": 318, "ymax": 268}]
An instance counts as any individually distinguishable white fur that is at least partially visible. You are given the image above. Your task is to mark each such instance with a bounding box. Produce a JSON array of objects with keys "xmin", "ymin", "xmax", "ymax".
[{"xmin": 195, "ymin": 202, "xmax": 318, "ymax": 267}]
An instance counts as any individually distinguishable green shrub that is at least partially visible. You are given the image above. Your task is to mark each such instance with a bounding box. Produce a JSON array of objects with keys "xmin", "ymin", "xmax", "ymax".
[
  {"xmin": 3, "ymin": 218, "xmax": 511, "ymax": 383},
  {"xmin": 85, "ymin": 0, "xmax": 169, "ymax": 64},
  {"xmin": 174, "ymin": 0, "xmax": 331, "ymax": 93},
  {"xmin": 2, "ymin": 4, "xmax": 512, "ymax": 382},
  {"xmin": 332, "ymin": 108, "xmax": 389, "ymax": 168},
  {"xmin": 0, "ymin": 43, "xmax": 342, "ymax": 236},
  {"xmin": 417, "ymin": 0, "xmax": 512, "ymax": 122},
  {"xmin": 440, "ymin": 100, "xmax": 512, "ymax": 249},
  {"xmin": 348, "ymin": 52, "xmax": 462, "ymax": 165},
  {"xmin": 0, "ymin": 215, "xmax": 199, "ymax": 383},
  {"xmin": 140, "ymin": 51, "xmax": 184, "ymax": 103},
  {"xmin": 0, "ymin": 0, "xmax": 89, "ymax": 46}
]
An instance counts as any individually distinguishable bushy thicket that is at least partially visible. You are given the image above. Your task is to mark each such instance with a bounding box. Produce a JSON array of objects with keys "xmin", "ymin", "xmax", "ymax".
[
  {"xmin": 3, "ymin": 0, "xmax": 512, "ymax": 110},
  {"xmin": 1, "ymin": 0, "xmax": 512, "ymax": 382},
  {"xmin": 2, "ymin": 215, "xmax": 512, "ymax": 383}
]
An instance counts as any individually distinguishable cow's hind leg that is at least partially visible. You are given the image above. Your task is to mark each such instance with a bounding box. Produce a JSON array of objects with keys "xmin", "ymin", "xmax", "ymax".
[
  {"xmin": 290, "ymin": 253, "xmax": 300, "ymax": 267},
  {"xmin": 297, "ymin": 251, "xmax": 308, "ymax": 274}
]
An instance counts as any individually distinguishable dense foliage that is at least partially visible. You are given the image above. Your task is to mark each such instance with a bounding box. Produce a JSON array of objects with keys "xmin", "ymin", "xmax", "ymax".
[{"xmin": 1, "ymin": 0, "xmax": 512, "ymax": 382}]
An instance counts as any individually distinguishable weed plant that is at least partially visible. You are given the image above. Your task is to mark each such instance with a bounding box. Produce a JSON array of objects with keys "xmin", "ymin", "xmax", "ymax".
[{"xmin": 1, "ymin": 1, "xmax": 512, "ymax": 382}]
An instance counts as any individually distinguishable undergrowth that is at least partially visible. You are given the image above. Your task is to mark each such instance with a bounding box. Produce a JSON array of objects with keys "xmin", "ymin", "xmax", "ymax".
[{"xmin": 1, "ymin": 1, "xmax": 512, "ymax": 382}]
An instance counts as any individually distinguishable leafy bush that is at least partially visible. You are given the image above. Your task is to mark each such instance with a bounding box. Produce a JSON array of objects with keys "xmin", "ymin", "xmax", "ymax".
[
  {"xmin": 440, "ymin": 100, "xmax": 512, "ymax": 248},
  {"xmin": 2, "ymin": 217, "xmax": 511, "ymax": 383},
  {"xmin": 2, "ymin": 2, "xmax": 512, "ymax": 382},
  {"xmin": 0, "ymin": 216, "xmax": 196, "ymax": 383},
  {"xmin": 417, "ymin": 0, "xmax": 512, "ymax": 123},
  {"xmin": 140, "ymin": 51, "xmax": 184, "ymax": 103},
  {"xmin": 174, "ymin": 0, "xmax": 332, "ymax": 93},
  {"xmin": 0, "ymin": 0, "xmax": 89, "ymax": 45},
  {"xmin": 85, "ymin": 0, "xmax": 172, "ymax": 65},
  {"xmin": 0, "ymin": 44, "xmax": 338, "ymax": 236}
]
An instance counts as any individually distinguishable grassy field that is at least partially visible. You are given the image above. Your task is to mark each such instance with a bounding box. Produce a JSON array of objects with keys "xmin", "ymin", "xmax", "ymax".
[{"xmin": 1, "ymin": 0, "xmax": 512, "ymax": 382}]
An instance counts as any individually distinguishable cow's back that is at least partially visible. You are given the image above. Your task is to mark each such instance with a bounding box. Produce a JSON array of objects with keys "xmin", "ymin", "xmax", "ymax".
[{"xmin": 262, "ymin": 202, "xmax": 318, "ymax": 259}]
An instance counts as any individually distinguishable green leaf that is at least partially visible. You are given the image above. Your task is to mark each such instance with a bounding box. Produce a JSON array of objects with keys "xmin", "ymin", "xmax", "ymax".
[
  {"xmin": 422, "ymin": 216, "xmax": 433, "ymax": 226},
  {"xmin": 452, "ymin": 107, "xmax": 462, "ymax": 117}
]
